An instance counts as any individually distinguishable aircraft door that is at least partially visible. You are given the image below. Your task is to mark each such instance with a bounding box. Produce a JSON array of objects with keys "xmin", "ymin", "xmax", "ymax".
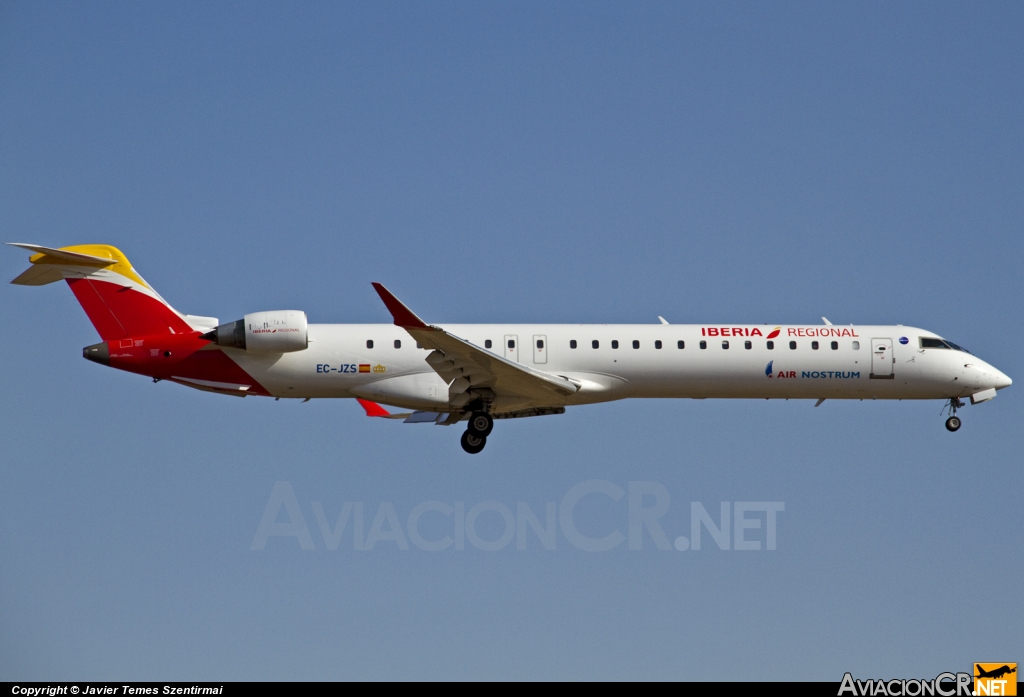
[
  {"xmin": 871, "ymin": 338, "xmax": 894, "ymax": 379},
  {"xmin": 533, "ymin": 334, "xmax": 547, "ymax": 364},
  {"xmin": 504, "ymin": 335, "xmax": 519, "ymax": 363}
]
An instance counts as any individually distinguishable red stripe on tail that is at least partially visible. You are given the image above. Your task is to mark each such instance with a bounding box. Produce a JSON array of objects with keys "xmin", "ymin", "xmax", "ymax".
[{"xmin": 67, "ymin": 278, "xmax": 192, "ymax": 341}]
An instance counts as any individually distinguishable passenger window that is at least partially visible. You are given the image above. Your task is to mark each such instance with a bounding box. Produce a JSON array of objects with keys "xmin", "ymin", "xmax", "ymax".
[
  {"xmin": 485, "ymin": 339, "xmax": 492, "ymax": 349},
  {"xmin": 394, "ymin": 339, "xmax": 401, "ymax": 349},
  {"xmin": 831, "ymin": 341, "xmax": 838, "ymax": 350},
  {"xmin": 722, "ymin": 340, "xmax": 729, "ymax": 349},
  {"xmin": 744, "ymin": 340, "xmax": 751, "ymax": 349},
  {"xmin": 366, "ymin": 340, "xmax": 374, "ymax": 349},
  {"xmin": 811, "ymin": 341, "xmax": 819, "ymax": 350},
  {"xmin": 570, "ymin": 340, "xmax": 577, "ymax": 349},
  {"xmin": 789, "ymin": 341, "xmax": 797, "ymax": 350},
  {"xmin": 852, "ymin": 341, "xmax": 860, "ymax": 350},
  {"xmin": 677, "ymin": 340, "xmax": 685, "ymax": 349},
  {"xmin": 592, "ymin": 340, "xmax": 599, "ymax": 349},
  {"xmin": 700, "ymin": 340, "xmax": 707, "ymax": 349},
  {"xmin": 508, "ymin": 339, "xmax": 515, "ymax": 349},
  {"xmin": 537, "ymin": 339, "xmax": 544, "ymax": 349},
  {"xmin": 611, "ymin": 340, "xmax": 619, "ymax": 349},
  {"xmin": 655, "ymin": 340, "xmax": 662, "ymax": 349},
  {"xmin": 767, "ymin": 341, "xmax": 774, "ymax": 350},
  {"xmin": 632, "ymin": 340, "xmax": 640, "ymax": 349}
]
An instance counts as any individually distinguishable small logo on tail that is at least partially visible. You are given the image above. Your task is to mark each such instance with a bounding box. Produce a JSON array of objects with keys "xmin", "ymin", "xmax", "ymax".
[{"xmin": 765, "ymin": 360, "xmax": 773, "ymax": 378}]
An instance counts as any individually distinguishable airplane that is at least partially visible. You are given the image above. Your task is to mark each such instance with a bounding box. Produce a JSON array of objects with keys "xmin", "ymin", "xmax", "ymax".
[
  {"xmin": 7, "ymin": 243, "xmax": 1013, "ymax": 453},
  {"xmin": 975, "ymin": 665, "xmax": 1016, "ymax": 680}
]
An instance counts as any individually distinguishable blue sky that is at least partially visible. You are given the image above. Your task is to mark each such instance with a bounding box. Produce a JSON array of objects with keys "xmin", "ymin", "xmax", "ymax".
[{"xmin": 1, "ymin": 1, "xmax": 1021, "ymax": 680}]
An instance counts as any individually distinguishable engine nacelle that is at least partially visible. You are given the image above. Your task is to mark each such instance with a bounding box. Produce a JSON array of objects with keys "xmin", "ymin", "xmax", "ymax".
[{"xmin": 205, "ymin": 310, "xmax": 308, "ymax": 353}]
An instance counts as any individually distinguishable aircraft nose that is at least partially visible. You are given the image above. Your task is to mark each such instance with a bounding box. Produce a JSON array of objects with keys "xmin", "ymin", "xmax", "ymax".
[{"xmin": 994, "ymin": 370, "xmax": 1012, "ymax": 390}]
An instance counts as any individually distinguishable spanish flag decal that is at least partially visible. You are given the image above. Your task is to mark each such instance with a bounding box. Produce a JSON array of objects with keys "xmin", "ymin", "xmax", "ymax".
[{"xmin": 358, "ymin": 364, "xmax": 371, "ymax": 373}]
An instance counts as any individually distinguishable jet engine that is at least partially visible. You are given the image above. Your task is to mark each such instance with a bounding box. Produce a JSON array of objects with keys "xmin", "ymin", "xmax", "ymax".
[{"xmin": 204, "ymin": 310, "xmax": 308, "ymax": 353}]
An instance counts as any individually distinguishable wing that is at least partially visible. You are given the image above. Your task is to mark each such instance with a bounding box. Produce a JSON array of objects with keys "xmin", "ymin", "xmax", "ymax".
[{"xmin": 371, "ymin": 283, "xmax": 579, "ymax": 406}]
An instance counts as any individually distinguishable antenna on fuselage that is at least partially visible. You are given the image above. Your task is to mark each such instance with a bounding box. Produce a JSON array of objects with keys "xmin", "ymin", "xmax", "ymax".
[{"xmin": 658, "ymin": 316, "xmax": 669, "ymax": 325}]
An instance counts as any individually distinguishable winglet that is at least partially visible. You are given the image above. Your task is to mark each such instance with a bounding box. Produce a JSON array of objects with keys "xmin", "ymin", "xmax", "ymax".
[
  {"xmin": 357, "ymin": 398, "xmax": 392, "ymax": 417},
  {"xmin": 356, "ymin": 398, "xmax": 414, "ymax": 420},
  {"xmin": 371, "ymin": 283, "xmax": 430, "ymax": 329}
]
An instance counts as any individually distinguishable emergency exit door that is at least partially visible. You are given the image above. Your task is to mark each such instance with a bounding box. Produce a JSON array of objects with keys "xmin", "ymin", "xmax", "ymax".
[
  {"xmin": 504, "ymin": 335, "xmax": 519, "ymax": 362},
  {"xmin": 871, "ymin": 338, "xmax": 894, "ymax": 379},
  {"xmin": 533, "ymin": 335, "xmax": 547, "ymax": 364}
]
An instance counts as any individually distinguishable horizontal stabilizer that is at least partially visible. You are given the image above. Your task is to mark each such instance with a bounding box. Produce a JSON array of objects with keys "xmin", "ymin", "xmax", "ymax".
[
  {"xmin": 10, "ymin": 265, "xmax": 65, "ymax": 286},
  {"xmin": 8, "ymin": 242, "xmax": 118, "ymax": 285},
  {"xmin": 6, "ymin": 243, "xmax": 118, "ymax": 266}
]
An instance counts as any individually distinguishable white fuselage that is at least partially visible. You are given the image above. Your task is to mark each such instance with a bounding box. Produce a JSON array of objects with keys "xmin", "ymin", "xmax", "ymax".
[{"xmin": 227, "ymin": 323, "xmax": 1011, "ymax": 413}]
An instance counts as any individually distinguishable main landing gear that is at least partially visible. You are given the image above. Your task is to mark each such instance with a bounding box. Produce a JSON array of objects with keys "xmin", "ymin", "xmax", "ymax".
[
  {"xmin": 944, "ymin": 398, "xmax": 964, "ymax": 432},
  {"xmin": 461, "ymin": 411, "xmax": 494, "ymax": 454}
]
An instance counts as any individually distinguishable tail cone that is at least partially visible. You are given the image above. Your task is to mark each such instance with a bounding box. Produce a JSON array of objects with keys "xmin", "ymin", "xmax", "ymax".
[{"xmin": 83, "ymin": 342, "xmax": 109, "ymax": 366}]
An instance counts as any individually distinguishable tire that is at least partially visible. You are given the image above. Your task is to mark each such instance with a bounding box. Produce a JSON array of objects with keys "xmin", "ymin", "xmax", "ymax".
[
  {"xmin": 461, "ymin": 430, "xmax": 487, "ymax": 454},
  {"xmin": 468, "ymin": 412, "xmax": 494, "ymax": 437},
  {"xmin": 945, "ymin": 416, "xmax": 961, "ymax": 432}
]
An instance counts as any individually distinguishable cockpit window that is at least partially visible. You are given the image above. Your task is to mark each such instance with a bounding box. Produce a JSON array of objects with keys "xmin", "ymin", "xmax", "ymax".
[{"xmin": 920, "ymin": 337, "xmax": 970, "ymax": 353}]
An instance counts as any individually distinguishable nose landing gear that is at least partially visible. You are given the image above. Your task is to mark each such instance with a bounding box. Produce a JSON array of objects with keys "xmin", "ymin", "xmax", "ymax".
[
  {"xmin": 461, "ymin": 412, "xmax": 494, "ymax": 454},
  {"xmin": 944, "ymin": 398, "xmax": 964, "ymax": 432}
]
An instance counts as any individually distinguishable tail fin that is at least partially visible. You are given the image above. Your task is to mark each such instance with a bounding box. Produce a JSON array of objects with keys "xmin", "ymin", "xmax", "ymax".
[{"xmin": 7, "ymin": 243, "xmax": 217, "ymax": 340}]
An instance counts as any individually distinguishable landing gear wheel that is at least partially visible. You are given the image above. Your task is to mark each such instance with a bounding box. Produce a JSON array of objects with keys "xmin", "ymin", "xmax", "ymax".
[
  {"xmin": 468, "ymin": 412, "xmax": 494, "ymax": 437},
  {"xmin": 945, "ymin": 416, "xmax": 961, "ymax": 432},
  {"xmin": 461, "ymin": 430, "xmax": 487, "ymax": 454}
]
